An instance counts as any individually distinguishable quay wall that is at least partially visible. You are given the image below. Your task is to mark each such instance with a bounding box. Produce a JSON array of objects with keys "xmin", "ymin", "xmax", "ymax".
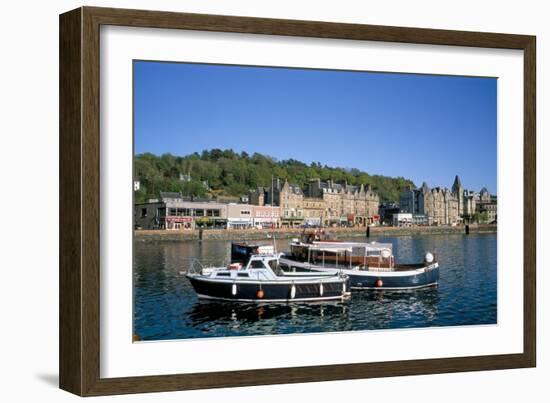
[{"xmin": 134, "ymin": 224, "xmax": 497, "ymax": 242}]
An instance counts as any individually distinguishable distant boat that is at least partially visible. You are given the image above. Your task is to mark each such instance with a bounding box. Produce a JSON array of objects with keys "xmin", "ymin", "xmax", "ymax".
[
  {"xmin": 281, "ymin": 234, "xmax": 439, "ymax": 290},
  {"xmin": 186, "ymin": 253, "xmax": 351, "ymax": 302}
]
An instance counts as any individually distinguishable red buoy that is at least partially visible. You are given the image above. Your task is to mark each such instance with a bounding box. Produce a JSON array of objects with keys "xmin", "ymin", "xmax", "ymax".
[
  {"xmin": 375, "ymin": 279, "xmax": 383, "ymax": 288},
  {"xmin": 256, "ymin": 289, "xmax": 265, "ymax": 299}
]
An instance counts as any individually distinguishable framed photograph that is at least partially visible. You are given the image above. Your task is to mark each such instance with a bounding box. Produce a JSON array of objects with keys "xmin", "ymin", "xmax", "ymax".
[{"xmin": 59, "ymin": 6, "xmax": 536, "ymax": 396}]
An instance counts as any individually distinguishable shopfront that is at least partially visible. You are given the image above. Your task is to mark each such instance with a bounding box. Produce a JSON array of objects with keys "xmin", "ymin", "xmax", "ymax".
[
  {"xmin": 227, "ymin": 218, "xmax": 253, "ymax": 229},
  {"xmin": 165, "ymin": 216, "xmax": 193, "ymax": 230}
]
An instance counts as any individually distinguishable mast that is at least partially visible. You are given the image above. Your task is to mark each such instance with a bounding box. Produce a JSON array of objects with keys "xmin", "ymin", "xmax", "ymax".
[{"xmin": 271, "ymin": 174, "xmax": 276, "ymax": 252}]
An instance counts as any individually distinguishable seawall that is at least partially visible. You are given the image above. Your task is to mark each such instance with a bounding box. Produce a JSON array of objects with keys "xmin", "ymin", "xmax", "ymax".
[{"xmin": 134, "ymin": 224, "xmax": 497, "ymax": 242}]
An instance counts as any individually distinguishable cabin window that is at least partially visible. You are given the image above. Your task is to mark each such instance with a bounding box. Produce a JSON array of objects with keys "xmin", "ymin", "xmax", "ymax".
[
  {"xmin": 216, "ymin": 272, "xmax": 230, "ymax": 277},
  {"xmin": 237, "ymin": 273, "xmax": 249, "ymax": 277},
  {"xmin": 249, "ymin": 260, "xmax": 265, "ymax": 269}
]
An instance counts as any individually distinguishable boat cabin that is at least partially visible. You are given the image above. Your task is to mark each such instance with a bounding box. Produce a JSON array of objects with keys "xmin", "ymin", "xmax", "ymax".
[
  {"xmin": 205, "ymin": 254, "xmax": 285, "ymax": 280},
  {"xmin": 290, "ymin": 240, "xmax": 395, "ymax": 270}
]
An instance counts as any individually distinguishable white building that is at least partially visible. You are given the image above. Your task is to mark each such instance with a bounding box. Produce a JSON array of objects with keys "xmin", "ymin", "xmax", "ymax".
[
  {"xmin": 393, "ymin": 213, "xmax": 413, "ymax": 227},
  {"xmin": 226, "ymin": 204, "xmax": 254, "ymax": 229}
]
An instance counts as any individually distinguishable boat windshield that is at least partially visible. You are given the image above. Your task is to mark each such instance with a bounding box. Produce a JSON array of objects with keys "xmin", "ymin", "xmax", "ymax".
[
  {"xmin": 249, "ymin": 259, "xmax": 266, "ymax": 269},
  {"xmin": 267, "ymin": 259, "xmax": 286, "ymax": 276},
  {"xmin": 267, "ymin": 259, "xmax": 278, "ymax": 272}
]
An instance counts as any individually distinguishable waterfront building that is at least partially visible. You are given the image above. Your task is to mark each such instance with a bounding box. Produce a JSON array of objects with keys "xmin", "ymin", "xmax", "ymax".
[
  {"xmin": 399, "ymin": 175, "xmax": 495, "ymax": 225},
  {"xmin": 399, "ymin": 187, "xmax": 420, "ymax": 218},
  {"xmin": 303, "ymin": 197, "xmax": 325, "ymax": 227},
  {"xmin": 226, "ymin": 203, "xmax": 254, "ymax": 229},
  {"xmin": 252, "ymin": 205, "xmax": 281, "ymax": 228},
  {"xmin": 306, "ymin": 179, "xmax": 380, "ymax": 226},
  {"xmin": 452, "ymin": 175, "xmax": 477, "ymax": 222},
  {"xmin": 422, "ymin": 183, "xmax": 460, "ymax": 226},
  {"xmin": 392, "ymin": 213, "xmax": 427, "ymax": 226},
  {"xmin": 475, "ymin": 187, "xmax": 498, "ymax": 223},
  {"xmin": 412, "ymin": 214, "xmax": 429, "ymax": 226},
  {"xmin": 279, "ymin": 180, "xmax": 305, "ymax": 227},
  {"xmin": 379, "ymin": 202, "xmax": 401, "ymax": 225},
  {"xmin": 393, "ymin": 213, "xmax": 413, "ymax": 227},
  {"xmin": 400, "ymin": 182, "xmax": 459, "ymax": 225},
  {"xmin": 479, "ymin": 187, "xmax": 491, "ymax": 203},
  {"xmin": 134, "ymin": 192, "xmax": 227, "ymax": 230},
  {"xmin": 248, "ymin": 187, "xmax": 265, "ymax": 206},
  {"xmin": 263, "ymin": 178, "xmax": 305, "ymax": 227}
]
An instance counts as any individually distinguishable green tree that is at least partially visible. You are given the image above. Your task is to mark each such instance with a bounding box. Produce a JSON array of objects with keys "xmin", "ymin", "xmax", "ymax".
[{"xmin": 133, "ymin": 149, "xmax": 416, "ymax": 202}]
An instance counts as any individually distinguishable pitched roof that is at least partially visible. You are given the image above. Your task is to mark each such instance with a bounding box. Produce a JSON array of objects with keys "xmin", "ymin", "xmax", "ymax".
[{"xmin": 288, "ymin": 184, "xmax": 303, "ymax": 195}]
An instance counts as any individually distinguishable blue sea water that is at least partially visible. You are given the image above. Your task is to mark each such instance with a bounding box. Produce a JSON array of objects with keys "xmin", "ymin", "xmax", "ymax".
[{"xmin": 133, "ymin": 233, "xmax": 497, "ymax": 341}]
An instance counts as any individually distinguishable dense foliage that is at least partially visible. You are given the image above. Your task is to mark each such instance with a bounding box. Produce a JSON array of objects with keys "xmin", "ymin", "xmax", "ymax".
[{"xmin": 134, "ymin": 150, "xmax": 415, "ymax": 203}]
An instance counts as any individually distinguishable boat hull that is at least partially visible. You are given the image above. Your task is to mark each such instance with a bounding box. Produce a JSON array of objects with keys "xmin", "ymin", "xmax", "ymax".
[
  {"xmin": 347, "ymin": 265, "xmax": 439, "ymax": 290},
  {"xmin": 280, "ymin": 257, "xmax": 439, "ymax": 290},
  {"xmin": 187, "ymin": 275, "xmax": 351, "ymax": 302}
]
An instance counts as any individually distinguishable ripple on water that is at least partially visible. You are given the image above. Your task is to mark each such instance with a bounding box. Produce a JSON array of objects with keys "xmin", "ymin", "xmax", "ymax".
[{"xmin": 133, "ymin": 233, "xmax": 497, "ymax": 340}]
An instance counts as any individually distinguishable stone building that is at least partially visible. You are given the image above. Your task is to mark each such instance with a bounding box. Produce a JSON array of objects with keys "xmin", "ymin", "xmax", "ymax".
[
  {"xmin": 452, "ymin": 175, "xmax": 477, "ymax": 222},
  {"xmin": 303, "ymin": 197, "xmax": 326, "ymax": 227},
  {"xmin": 400, "ymin": 175, "xmax": 495, "ymax": 225},
  {"xmin": 475, "ymin": 187, "xmax": 498, "ymax": 223},
  {"xmin": 399, "ymin": 182, "xmax": 459, "ymax": 225},
  {"xmin": 248, "ymin": 187, "xmax": 265, "ymax": 206},
  {"xmin": 254, "ymin": 178, "xmax": 305, "ymax": 227},
  {"xmin": 248, "ymin": 177, "xmax": 379, "ymax": 227},
  {"xmin": 421, "ymin": 183, "xmax": 460, "ymax": 226},
  {"xmin": 306, "ymin": 179, "xmax": 380, "ymax": 226}
]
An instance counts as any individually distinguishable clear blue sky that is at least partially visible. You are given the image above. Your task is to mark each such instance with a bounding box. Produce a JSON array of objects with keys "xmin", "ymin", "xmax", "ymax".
[{"xmin": 134, "ymin": 61, "xmax": 497, "ymax": 193}]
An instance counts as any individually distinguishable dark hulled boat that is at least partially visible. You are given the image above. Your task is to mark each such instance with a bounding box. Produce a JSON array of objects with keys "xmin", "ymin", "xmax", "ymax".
[
  {"xmin": 186, "ymin": 253, "xmax": 351, "ymax": 302},
  {"xmin": 283, "ymin": 238, "xmax": 439, "ymax": 290}
]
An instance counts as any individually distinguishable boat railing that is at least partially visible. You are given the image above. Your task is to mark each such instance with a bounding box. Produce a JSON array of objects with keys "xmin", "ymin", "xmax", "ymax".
[
  {"xmin": 362, "ymin": 266, "xmax": 394, "ymax": 272},
  {"xmin": 181, "ymin": 258, "xmax": 228, "ymax": 275}
]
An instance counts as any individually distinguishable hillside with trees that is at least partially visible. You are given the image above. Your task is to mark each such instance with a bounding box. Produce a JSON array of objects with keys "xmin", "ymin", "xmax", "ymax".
[{"xmin": 134, "ymin": 149, "xmax": 415, "ymax": 204}]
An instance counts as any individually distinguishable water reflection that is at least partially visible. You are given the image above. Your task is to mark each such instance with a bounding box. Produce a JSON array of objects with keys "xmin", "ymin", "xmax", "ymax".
[{"xmin": 133, "ymin": 233, "xmax": 496, "ymax": 341}]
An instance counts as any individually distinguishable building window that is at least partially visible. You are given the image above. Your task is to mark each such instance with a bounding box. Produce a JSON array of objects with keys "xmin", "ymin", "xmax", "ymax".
[
  {"xmin": 195, "ymin": 209, "xmax": 204, "ymax": 217},
  {"xmin": 157, "ymin": 207, "xmax": 166, "ymax": 217},
  {"xmin": 174, "ymin": 208, "xmax": 191, "ymax": 216},
  {"xmin": 141, "ymin": 208, "xmax": 147, "ymax": 218}
]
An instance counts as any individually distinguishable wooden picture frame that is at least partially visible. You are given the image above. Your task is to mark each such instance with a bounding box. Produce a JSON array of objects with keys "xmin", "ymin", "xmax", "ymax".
[{"xmin": 59, "ymin": 6, "xmax": 536, "ymax": 396}]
